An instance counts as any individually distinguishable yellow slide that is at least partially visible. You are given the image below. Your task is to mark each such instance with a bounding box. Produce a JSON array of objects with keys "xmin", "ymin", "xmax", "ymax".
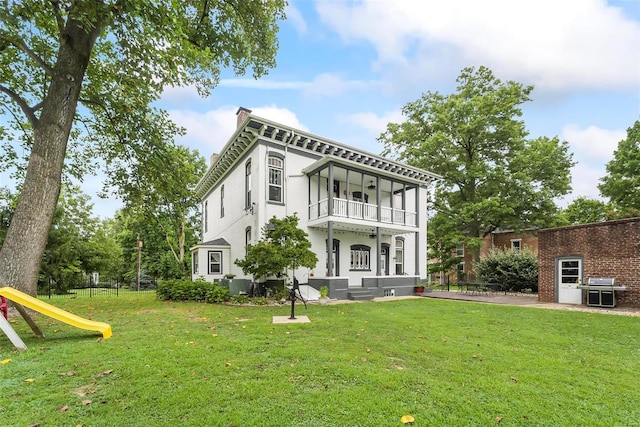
[{"xmin": 0, "ymin": 287, "xmax": 112, "ymax": 339}]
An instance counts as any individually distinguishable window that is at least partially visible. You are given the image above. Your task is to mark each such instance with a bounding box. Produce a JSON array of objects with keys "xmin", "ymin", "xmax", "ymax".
[
  {"xmin": 350, "ymin": 245, "xmax": 370, "ymax": 271},
  {"xmin": 395, "ymin": 238, "xmax": 404, "ymax": 275},
  {"xmin": 245, "ymin": 160, "xmax": 252, "ymax": 209},
  {"xmin": 457, "ymin": 262, "xmax": 465, "ymax": 280},
  {"xmin": 204, "ymin": 201, "xmax": 208, "ymax": 233},
  {"xmin": 326, "ymin": 239, "xmax": 340, "ymax": 276},
  {"xmin": 220, "ymin": 185, "xmax": 224, "ymax": 218},
  {"xmin": 208, "ymin": 251, "xmax": 222, "ymax": 274},
  {"xmin": 245, "ymin": 227, "xmax": 251, "ymax": 255},
  {"xmin": 192, "ymin": 252, "xmax": 199, "ymax": 274},
  {"xmin": 455, "ymin": 245, "xmax": 464, "ymax": 258},
  {"xmin": 511, "ymin": 239, "xmax": 522, "ymax": 251},
  {"xmin": 268, "ymin": 155, "xmax": 283, "ymax": 202}
]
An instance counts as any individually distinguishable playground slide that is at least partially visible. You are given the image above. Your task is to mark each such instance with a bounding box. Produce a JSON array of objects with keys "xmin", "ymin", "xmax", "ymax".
[{"xmin": 0, "ymin": 287, "xmax": 112, "ymax": 339}]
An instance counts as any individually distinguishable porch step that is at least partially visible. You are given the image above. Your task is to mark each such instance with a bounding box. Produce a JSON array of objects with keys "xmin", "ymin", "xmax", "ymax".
[{"xmin": 347, "ymin": 290, "xmax": 374, "ymax": 301}]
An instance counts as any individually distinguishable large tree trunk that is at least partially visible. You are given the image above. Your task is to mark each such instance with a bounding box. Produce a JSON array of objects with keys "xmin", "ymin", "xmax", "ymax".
[{"xmin": 0, "ymin": 19, "xmax": 102, "ymax": 296}]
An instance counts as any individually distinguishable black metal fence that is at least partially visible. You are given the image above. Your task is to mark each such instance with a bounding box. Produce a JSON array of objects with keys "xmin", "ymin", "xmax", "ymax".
[{"xmin": 37, "ymin": 283, "xmax": 157, "ymax": 299}]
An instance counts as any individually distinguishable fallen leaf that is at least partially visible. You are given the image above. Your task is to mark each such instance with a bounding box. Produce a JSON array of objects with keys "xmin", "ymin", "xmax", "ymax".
[
  {"xmin": 496, "ymin": 416, "xmax": 503, "ymax": 423},
  {"xmin": 27, "ymin": 424, "xmax": 39, "ymax": 427},
  {"xmin": 361, "ymin": 357, "xmax": 367, "ymax": 362},
  {"xmin": 401, "ymin": 414, "xmax": 415, "ymax": 424},
  {"xmin": 0, "ymin": 359, "xmax": 11, "ymax": 364},
  {"xmin": 510, "ymin": 376, "xmax": 518, "ymax": 383},
  {"xmin": 23, "ymin": 378, "xmax": 35, "ymax": 383},
  {"xmin": 82, "ymin": 400, "xmax": 92, "ymax": 405},
  {"xmin": 224, "ymin": 362, "xmax": 232, "ymax": 367},
  {"xmin": 97, "ymin": 369, "xmax": 113, "ymax": 377},
  {"xmin": 60, "ymin": 371, "xmax": 76, "ymax": 377},
  {"xmin": 59, "ymin": 405, "xmax": 69, "ymax": 412},
  {"xmin": 366, "ymin": 348, "xmax": 371, "ymax": 353}
]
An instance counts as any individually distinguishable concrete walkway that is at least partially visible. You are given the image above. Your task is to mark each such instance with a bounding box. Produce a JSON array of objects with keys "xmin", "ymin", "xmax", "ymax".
[{"xmin": 421, "ymin": 290, "xmax": 640, "ymax": 317}]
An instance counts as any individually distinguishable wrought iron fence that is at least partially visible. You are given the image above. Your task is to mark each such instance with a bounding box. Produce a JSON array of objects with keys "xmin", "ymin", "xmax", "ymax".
[{"xmin": 37, "ymin": 280, "xmax": 157, "ymax": 299}]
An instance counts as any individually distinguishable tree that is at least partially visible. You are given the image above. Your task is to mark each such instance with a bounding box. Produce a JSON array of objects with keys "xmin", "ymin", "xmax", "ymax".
[
  {"xmin": 106, "ymin": 145, "xmax": 206, "ymax": 279},
  {"xmin": 235, "ymin": 215, "xmax": 318, "ymax": 281},
  {"xmin": 599, "ymin": 120, "xmax": 640, "ymax": 210},
  {"xmin": 0, "ymin": 1, "xmax": 286, "ymax": 295},
  {"xmin": 40, "ymin": 185, "xmax": 121, "ymax": 293},
  {"xmin": 380, "ymin": 66, "xmax": 574, "ymax": 271},
  {"xmin": 557, "ymin": 197, "xmax": 610, "ymax": 225}
]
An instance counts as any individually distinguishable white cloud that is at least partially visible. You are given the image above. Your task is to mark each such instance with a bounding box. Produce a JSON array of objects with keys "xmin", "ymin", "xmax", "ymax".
[
  {"xmin": 285, "ymin": 3, "xmax": 307, "ymax": 35},
  {"xmin": 316, "ymin": 0, "xmax": 640, "ymax": 91},
  {"xmin": 343, "ymin": 110, "xmax": 405, "ymax": 136},
  {"xmin": 562, "ymin": 124, "xmax": 625, "ymax": 160},
  {"xmin": 168, "ymin": 105, "xmax": 309, "ymax": 159},
  {"xmin": 219, "ymin": 79, "xmax": 309, "ymax": 90},
  {"xmin": 560, "ymin": 124, "xmax": 626, "ymax": 204},
  {"xmin": 217, "ymin": 73, "xmax": 379, "ymax": 98},
  {"xmin": 303, "ymin": 73, "xmax": 376, "ymax": 98}
]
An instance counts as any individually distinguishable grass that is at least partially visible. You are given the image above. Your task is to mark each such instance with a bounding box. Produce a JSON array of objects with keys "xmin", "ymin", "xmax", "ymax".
[{"xmin": 1, "ymin": 293, "xmax": 639, "ymax": 427}]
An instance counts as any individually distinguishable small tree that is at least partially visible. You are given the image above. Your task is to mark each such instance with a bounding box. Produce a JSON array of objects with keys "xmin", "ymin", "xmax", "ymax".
[
  {"xmin": 235, "ymin": 215, "xmax": 318, "ymax": 282},
  {"xmin": 474, "ymin": 248, "xmax": 538, "ymax": 293}
]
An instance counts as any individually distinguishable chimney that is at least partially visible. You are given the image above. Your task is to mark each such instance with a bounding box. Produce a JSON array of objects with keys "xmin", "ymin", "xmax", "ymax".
[
  {"xmin": 236, "ymin": 107, "xmax": 252, "ymax": 128},
  {"xmin": 210, "ymin": 153, "xmax": 218, "ymax": 166}
]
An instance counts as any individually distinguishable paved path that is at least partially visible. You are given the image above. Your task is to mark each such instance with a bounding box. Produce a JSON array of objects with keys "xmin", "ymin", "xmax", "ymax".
[{"xmin": 421, "ymin": 290, "xmax": 640, "ymax": 316}]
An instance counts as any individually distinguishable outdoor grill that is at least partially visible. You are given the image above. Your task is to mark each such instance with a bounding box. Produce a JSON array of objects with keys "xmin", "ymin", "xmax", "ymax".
[{"xmin": 577, "ymin": 278, "xmax": 628, "ymax": 308}]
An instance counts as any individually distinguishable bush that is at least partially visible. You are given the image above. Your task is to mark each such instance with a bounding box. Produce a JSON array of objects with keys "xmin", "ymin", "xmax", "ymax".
[
  {"xmin": 474, "ymin": 249, "xmax": 538, "ymax": 293},
  {"xmin": 156, "ymin": 278, "xmax": 230, "ymax": 303}
]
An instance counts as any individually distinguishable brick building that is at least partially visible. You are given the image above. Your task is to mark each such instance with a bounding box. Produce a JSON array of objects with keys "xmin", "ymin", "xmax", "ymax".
[
  {"xmin": 432, "ymin": 229, "xmax": 538, "ymax": 284},
  {"xmin": 538, "ymin": 218, "xmax": 640, "ymax": 307}
]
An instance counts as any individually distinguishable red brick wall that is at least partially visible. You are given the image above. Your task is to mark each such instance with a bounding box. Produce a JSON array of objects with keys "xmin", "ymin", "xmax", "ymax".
[
  {"xmin": 538, "ymin": 218, "xmax": 640, "ymax": 307},
  {"xmin": 481, "ymin": 231, "xmax": 538, "ymax": 257}
]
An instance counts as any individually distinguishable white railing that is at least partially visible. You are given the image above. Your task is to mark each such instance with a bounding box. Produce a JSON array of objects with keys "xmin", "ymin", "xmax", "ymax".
[{"xmin": 310, "ymin": 197, "xmax": 416, "ymax": 227}]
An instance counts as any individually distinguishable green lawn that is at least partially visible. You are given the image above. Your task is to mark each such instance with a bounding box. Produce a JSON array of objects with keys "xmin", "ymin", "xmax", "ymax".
[{"xmin": 1, "ymin": 293, "xmax": 639, "ymax": 426}]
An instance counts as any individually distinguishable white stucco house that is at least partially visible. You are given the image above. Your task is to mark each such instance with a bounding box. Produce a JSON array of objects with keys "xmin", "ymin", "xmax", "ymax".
[{"xmin": 191, "ymin": 108, "xmax": 440, "ymax": 300}]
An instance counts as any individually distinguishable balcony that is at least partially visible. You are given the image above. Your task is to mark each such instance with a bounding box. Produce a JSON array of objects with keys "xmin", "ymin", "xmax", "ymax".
[{"xmin": 309, "ymin": 197, "xmax": 416, "ymax": 227}]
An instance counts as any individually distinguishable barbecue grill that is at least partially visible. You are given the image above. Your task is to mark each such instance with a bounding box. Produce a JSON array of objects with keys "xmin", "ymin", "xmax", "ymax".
[{"xmin": 577, "ymin": 278, "xmax": 628, "ymax": 308}]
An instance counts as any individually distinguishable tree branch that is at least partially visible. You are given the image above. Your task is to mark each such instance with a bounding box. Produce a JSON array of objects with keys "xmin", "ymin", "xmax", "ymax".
[
  {"xmin": 5, "ymin": 37, "xmax": 55, "ymax": 76},
  {"xmin": 47, "ymin": 0, "xmax": 66, "ymax": 35},
  {"xmin": 0, "ymin": 84, "xmax": 39, "ymax": 128}
]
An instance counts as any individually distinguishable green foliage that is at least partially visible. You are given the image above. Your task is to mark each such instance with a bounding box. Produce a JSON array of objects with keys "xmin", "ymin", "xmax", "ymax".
[
  {"xmin": 319, "ymin": 286, "xmax": 329, "ymax": 298},
  {"xmin": 0, "ymin": 0, "xmax": 286, "ymax": 296},
  {"xmin": 599, "ymin": 120, "xmax": 640, "ymax": 210},
  {"xmin": 230, "ymin": 294, "xmax": 250, "ymax": 304},
  {"xmin": 380, "ymin": 66, "xmax": 574, "ymax": 268},
  {"xmin": 156, "ymin": 278, "xmax": 230, "ymax": 303},
  {"xmin": 235, "ymin": 214, "xmax": 318, "ymax": 280},
  {"xmin": 474, "ymin": 248, "xmax": 539, "ymax": 292},
  {"xmin": 39, "ymin": 185, "xmax": 122, "ymax": 292},
  {"xmin": 555, "ymin": 197, "xmax": 611, "ymax": 225}
]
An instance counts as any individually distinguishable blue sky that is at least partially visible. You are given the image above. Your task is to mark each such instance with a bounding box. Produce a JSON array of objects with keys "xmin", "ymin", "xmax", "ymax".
[{"xmin": 6, "ymin": 0, "xmax": 640, "ymax": 218}]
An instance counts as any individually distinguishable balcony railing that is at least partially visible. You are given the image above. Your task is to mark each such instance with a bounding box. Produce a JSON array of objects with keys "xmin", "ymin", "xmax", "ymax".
[{"xmin": 309, "ymin": 197, "xmax": 416, "ymax": 227}]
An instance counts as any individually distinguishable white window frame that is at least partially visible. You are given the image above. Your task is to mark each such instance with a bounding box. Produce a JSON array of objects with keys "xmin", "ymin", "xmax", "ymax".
[
  {"xmin": 208, "ymin": 251, "xmax": 222, "ymax": 274},
  {"xmin": 511, "ymin": 239, "xmax": 522, "ymax": 251},
  {"xmin": 395, "ymin": 238, "xmax": 404, "ymax": 275},
  {"xmin": 220, "ymin": 185, "xmax": 225, "ymax": 218},
  {"xmin": 350, "ymin": 245, "xmax": 370, "ymax": 271},
  {"xmin": 192, "ymin": 251, "xmax": 199, "ymax": 274},
  {"xmin": 245, "ymin": 160, "xmax": 252, "ymax": 209},
  {"xmin": 455, "ymin": 244, "xmax": 464, "ymax": 258},
  {"xmin": 268, "ymin": 156, "xmax": 283, "ymax": 203}
]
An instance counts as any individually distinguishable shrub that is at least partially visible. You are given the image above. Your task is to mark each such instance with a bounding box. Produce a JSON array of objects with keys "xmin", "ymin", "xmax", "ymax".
[
  {"xmin": 474, "ymin": 249, "xmax": 538, "ymax": 292},
  {"xmin": 157, "ymin": 278, "xmax": 230, "ymax": 303}
]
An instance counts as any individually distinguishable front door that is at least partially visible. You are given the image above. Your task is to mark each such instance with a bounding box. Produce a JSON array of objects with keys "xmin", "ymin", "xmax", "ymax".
[
  {"xmin": 381, "ymin": 244, "xmax": 390, "ymax": 275},
  {"xmin": 557, "ymin": 258, "xmax": 583, "ymax": 304}
]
